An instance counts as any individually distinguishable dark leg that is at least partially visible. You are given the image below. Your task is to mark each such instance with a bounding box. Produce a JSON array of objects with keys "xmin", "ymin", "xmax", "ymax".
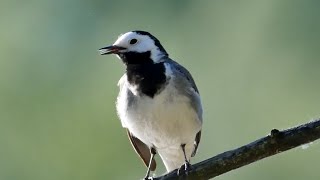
[
  {"xmin": 177, "ymin": 144, "xmax": 192, "ymax": 176},
  {"xmin": 144, "ymin": 148, "xmax": 156, "ymax": 180}
]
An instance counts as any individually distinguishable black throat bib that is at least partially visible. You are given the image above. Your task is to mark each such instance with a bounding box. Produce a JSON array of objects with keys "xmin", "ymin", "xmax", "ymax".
[{"xmin": 120, "ymin": 51, "xmax": 167, "ymax": 98}]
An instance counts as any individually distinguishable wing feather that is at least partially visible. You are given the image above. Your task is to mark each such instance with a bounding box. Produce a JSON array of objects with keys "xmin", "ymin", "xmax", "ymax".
[
  {"xmin": 126, "ymin": 129, "xmax": 156, "ymax": 171},
  {"xmin": 164, "ymin": 59, "xmax": 203, "ymax": 157},
  {"xmin": 165, "ymin": 59, "xmax": 203, "ymax": 122},
  {"xmin": 191, "ymin": 131, "xmax": 201, "ymax": 157}
]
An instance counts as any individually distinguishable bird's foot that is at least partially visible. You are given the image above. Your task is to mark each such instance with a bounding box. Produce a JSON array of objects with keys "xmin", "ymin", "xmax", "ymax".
[
  {"xmin": 143, "ymin": 177, "xmax": 153, "ymax": 180},
  {"xmin": 143, "ymin": 172, "xmax": 154, "ymax": 180},
  {"xmin": 177, "ymin": 162, "xmax": 192, "ymax": 176}
]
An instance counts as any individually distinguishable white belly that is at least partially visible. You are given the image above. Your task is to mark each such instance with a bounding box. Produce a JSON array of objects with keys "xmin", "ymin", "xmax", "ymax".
[
  {"xmin": 116, "ymin": 80, "xmax": 202, "ymax": 171},
  {"xmin": 118, "ymin": 84, "xmax": 201, "ymax": 146}
]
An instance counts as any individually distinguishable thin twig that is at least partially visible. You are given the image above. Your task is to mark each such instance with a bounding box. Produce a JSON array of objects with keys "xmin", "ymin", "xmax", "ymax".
[{"xmin": 154, "ymin": 118, "xmax": 320, "ymax": 180}]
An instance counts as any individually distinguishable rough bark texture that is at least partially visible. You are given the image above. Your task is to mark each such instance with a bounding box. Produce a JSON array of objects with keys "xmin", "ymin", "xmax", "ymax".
[{"xmin": 153, "ymin": 118, "xmax": 320, "ymax": 180}]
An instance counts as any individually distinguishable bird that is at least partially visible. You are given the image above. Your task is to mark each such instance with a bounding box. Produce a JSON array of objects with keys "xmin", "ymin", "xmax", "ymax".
[{"xmin": 99, "ymin": 30, "xmax": 203, "ymax": 179}]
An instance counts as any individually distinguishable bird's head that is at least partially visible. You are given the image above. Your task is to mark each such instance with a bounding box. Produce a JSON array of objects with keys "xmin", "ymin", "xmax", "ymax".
[{"xmin": 99, "ymin": 31, "xmax": 168, "ymax": 64}]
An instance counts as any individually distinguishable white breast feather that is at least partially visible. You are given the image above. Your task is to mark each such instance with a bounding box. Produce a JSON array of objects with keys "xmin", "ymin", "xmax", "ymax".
[{"xmin": 116, "ymin": 64, "xmax": 202, "ymax": 172}]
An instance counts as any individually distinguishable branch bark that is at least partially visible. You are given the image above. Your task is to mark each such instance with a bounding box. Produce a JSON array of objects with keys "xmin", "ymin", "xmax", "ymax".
[{"xmin": 154, "ymin": 118, "xmax": 320, "ymax": 180}]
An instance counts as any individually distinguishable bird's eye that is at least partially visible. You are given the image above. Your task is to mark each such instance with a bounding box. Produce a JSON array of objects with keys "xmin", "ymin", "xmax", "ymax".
[{"xmin": 129, "ymin": 39, "xmax": 138, "ymax": 45}]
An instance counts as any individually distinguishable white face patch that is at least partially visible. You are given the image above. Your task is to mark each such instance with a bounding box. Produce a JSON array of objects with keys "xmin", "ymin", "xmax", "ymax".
[{"xmin": 112, "ymin": 31, "xmax": 166, "ymax": 63}]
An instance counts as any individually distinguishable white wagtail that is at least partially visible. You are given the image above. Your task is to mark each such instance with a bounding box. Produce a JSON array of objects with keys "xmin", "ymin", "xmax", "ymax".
[{"xmin": 99, "ymin": 31, "xmax": 203, "ymax": 179}]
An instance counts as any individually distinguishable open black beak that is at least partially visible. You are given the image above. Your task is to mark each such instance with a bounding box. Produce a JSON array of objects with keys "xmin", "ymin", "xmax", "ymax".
[{"xmin": 98, "ymin": 45, "xmax": 126, "ymax": 55}]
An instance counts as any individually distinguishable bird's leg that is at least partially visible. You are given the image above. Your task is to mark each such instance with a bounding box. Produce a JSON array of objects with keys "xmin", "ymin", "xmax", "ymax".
[
  {"xmin": 177, "ymin": 144, "xmax": 192, "ymax": 176},
  {"xmin": 144, "ymin": 147, "xmax": 156, "ymax": 180}
]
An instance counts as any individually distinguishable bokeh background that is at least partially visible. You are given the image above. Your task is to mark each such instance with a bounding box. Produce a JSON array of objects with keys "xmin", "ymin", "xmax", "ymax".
[{"xmin": 1, "ymin": 0, "xmax": 320, "ymax": 180}]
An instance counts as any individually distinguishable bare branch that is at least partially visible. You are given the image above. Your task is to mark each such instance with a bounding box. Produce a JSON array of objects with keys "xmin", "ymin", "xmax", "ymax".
[{"xmin": 154, "ymin": 118, "xmax": 320, "ymax": 180}]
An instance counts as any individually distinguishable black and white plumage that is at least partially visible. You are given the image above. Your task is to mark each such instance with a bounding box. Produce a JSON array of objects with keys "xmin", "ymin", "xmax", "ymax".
[{"xmin": 99, "ymin": 31, "xmax": 203, "ymax": 178}]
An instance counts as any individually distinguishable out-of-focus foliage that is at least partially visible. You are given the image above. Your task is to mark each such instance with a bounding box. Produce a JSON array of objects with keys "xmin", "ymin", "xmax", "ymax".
[{"xmin": 1, "ymin": 0, "xmax": 319, "ymax": 180}]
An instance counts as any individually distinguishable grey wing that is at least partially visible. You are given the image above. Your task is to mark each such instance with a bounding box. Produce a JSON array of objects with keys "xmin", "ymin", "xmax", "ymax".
[
  {"xmin": 166, "ymin": 59, "xmax": 203, "ymax": 122},
  {"xmin": 166, "ymin": 59, "xmax": 203, "ymax": 156},
  {"xmin": 167, "ymin": 59, "xmax": 200, "ymax": 94}
]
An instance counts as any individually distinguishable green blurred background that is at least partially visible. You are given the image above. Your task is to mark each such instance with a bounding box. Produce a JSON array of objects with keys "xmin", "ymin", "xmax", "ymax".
[{"xmin": 1, "ymin": 0, "xmax": 320, "ymax": 179}]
